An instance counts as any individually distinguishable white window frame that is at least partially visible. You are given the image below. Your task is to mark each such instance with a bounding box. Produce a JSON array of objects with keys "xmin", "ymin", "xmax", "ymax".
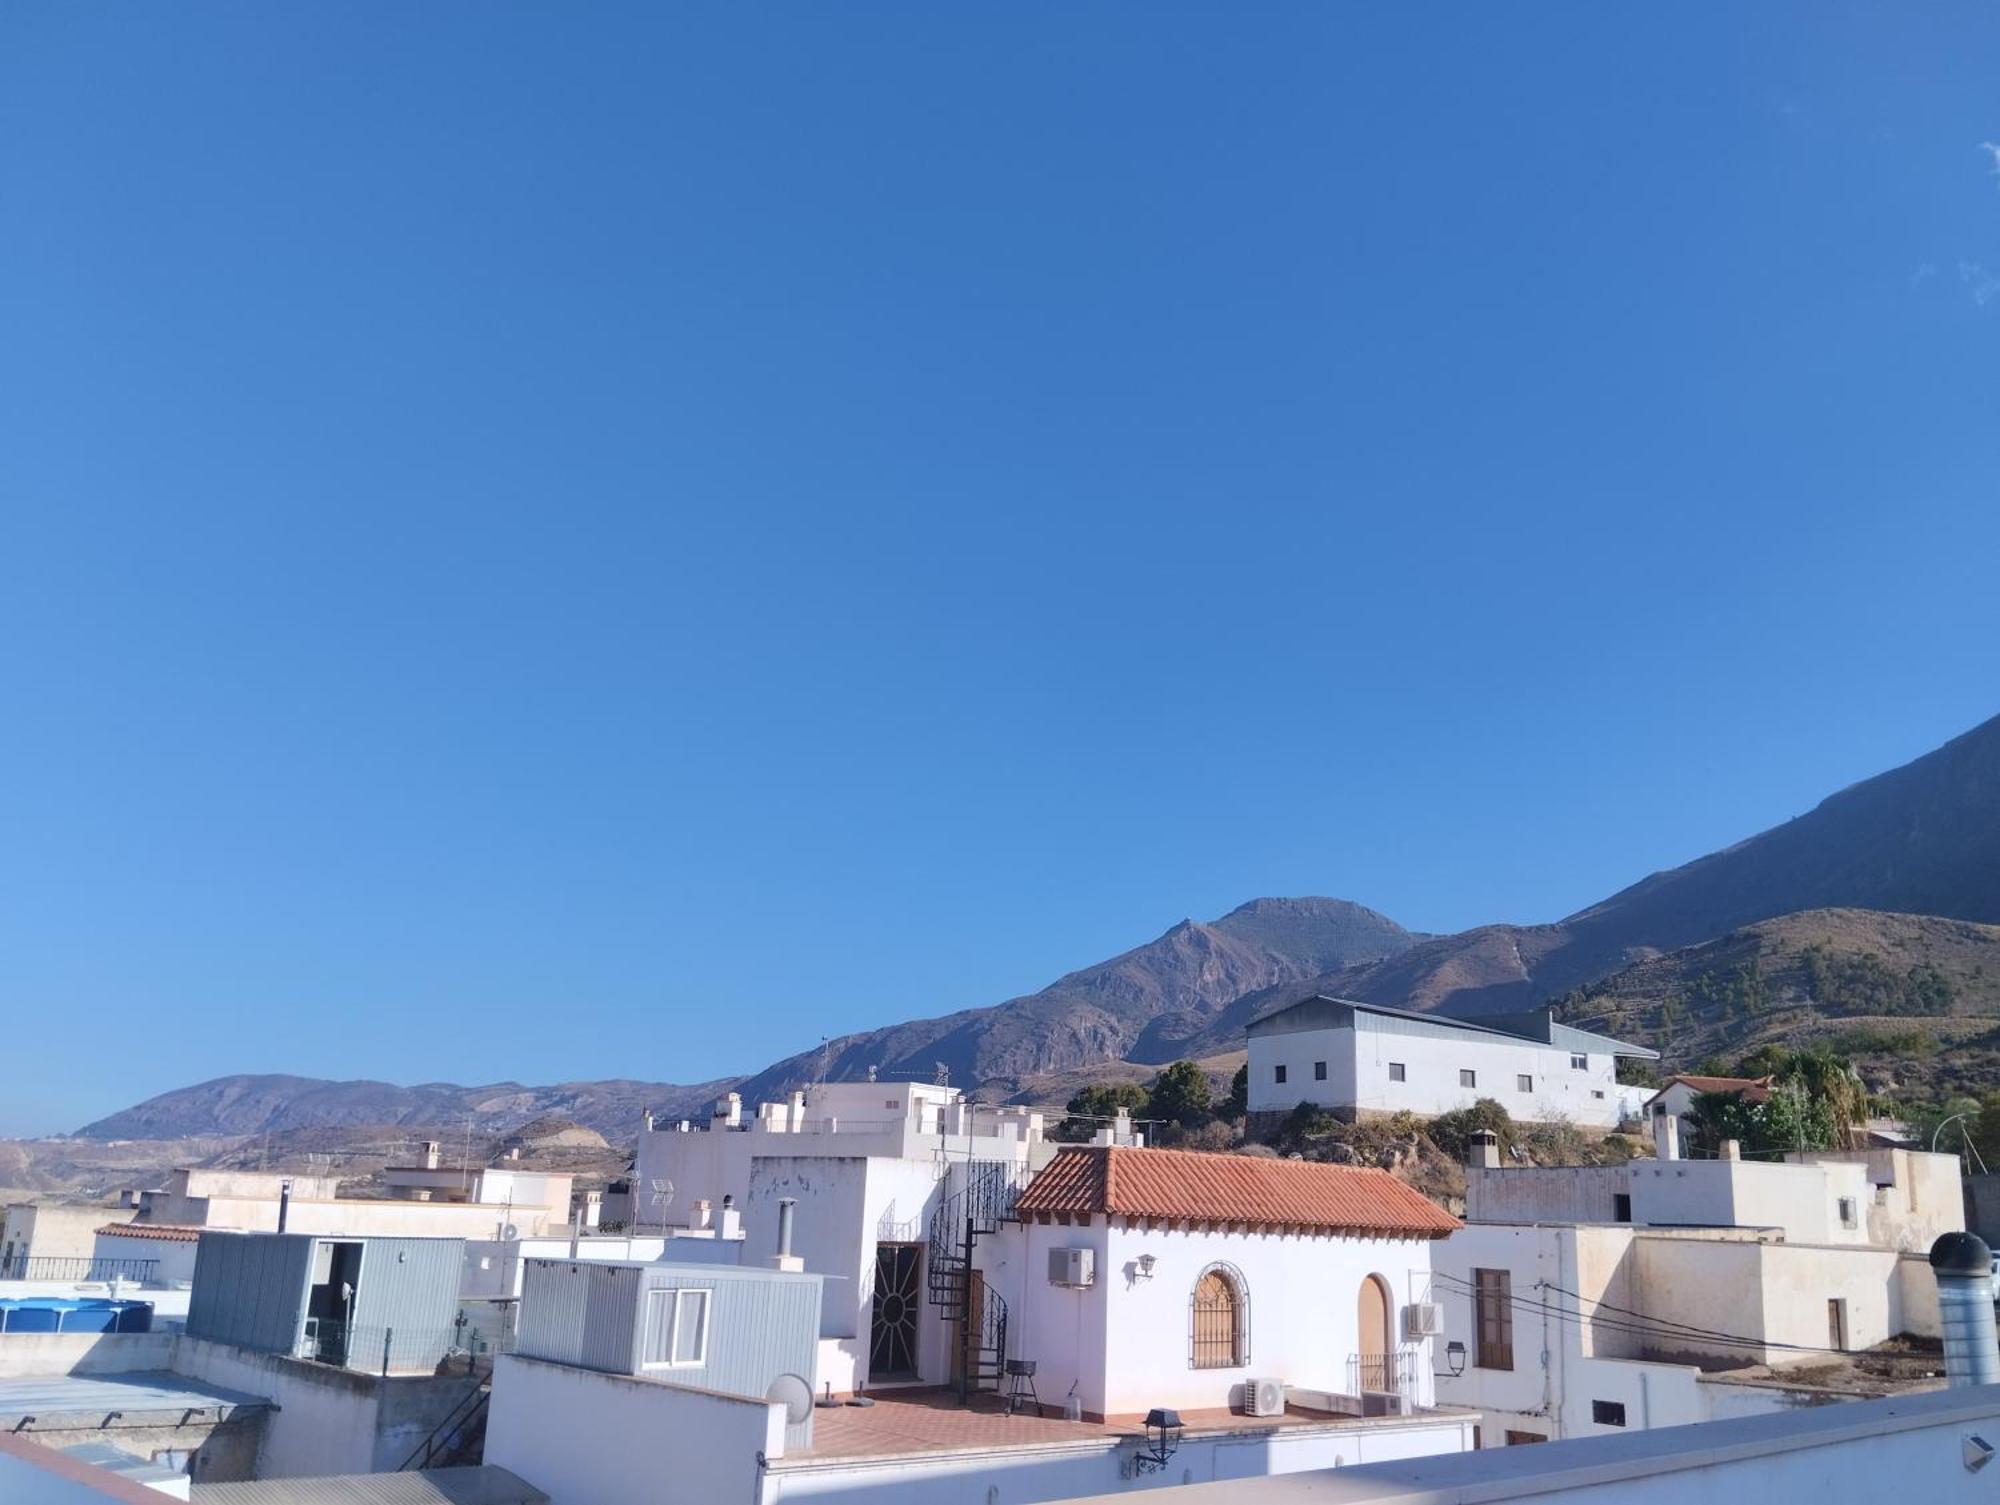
[
  {"xmin": 642, "ymin": 1287, "xmax": 712, "ymax": 1370},
  {"xmin": 1570, "ymin": 1053, "xmax": 1589, "ymax": 1071}
]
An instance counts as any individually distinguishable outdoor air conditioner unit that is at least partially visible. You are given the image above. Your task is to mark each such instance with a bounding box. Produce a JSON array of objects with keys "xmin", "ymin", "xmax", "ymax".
[
  {"xmin": 1244, "ymin": 1378, "xmax": 1287, "ymax": 1417},
  {"xmin": 1404, "ymin": 1301, "xmax": 1444, "ymax": 1339},
  {"xmin": 1362, "ymin": 1390, "xmax": 1412, "ymax": 1418},
  {"xmin": 1048, "ymin": 1247, "xmax": 1095, "ymax": 1288}
]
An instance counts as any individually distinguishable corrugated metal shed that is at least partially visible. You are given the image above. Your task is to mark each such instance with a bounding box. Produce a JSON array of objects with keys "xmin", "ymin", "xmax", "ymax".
[
  {"xmin": 517, "ymin": 1259, "xmax": 822, "ymax": 1447},
  {"xmin": 190, "ymin": 1465, "xmax": 547, "ymax": 1504},
  {"xmin": 349, "ymin": 1237, "xmax": 465, "ymax": 1371}
]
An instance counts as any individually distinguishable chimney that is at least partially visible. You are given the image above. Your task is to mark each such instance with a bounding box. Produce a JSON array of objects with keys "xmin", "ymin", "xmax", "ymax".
[
  {"xmin": 1469, "ymin": 1130, "xmax": 1501, "ymax": 1170},
  {"xmin": 771, "ymin": 1197, "xmax": 803, "ymax": 1272},
  {"xmin": 694, "ymin": 1199, "xmax": 713, "ymax": 1230},
  {"xmin": 1653, "ymin": 1111, "xmax": 1681, "ymax": 1162},
  {"xmin": 278, "ymin": 1178, "xmax": 292, "ymax": 1233},
  {"xmin": 1931, "ymin": 1232, "xmax": 2000, "ymax": 1387},
  {"xmin": 642, "ymin": 1109, "xmax": 655, "ymax": 1133},
  {"xmin": 720, "ymin": 1193, "xmax": 741, "ymax": 1240},
  {"xmin": 1721, "ymin": 1139, "xmax": 1742, "ymax": 1162},
  {"xmin": 421, "ymin": 1141, "xmax": 442, "ymax": 1170}
]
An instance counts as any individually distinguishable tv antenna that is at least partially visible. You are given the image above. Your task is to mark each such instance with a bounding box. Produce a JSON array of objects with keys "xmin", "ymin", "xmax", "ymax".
[{"xmin": 648, "ymin": 1178, "xmax": 675, "ymax": 1232}]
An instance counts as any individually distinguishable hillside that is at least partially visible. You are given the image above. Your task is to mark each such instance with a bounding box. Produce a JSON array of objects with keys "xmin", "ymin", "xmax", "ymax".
[
  {"xmin": 76, "ymin": 1074, "xmax": 734, "ymax": 1141},
  {"xmin": 1243, "ymin": 713, "xmax": 2000, "ymax": 1024},
  {"xmin": 1552, "ymin": 908, "xmax": 2000, "ymax": 1101},
  {"xmin": 728, "ymin": 897, "xmax": 1416, "ymax": 1102}
]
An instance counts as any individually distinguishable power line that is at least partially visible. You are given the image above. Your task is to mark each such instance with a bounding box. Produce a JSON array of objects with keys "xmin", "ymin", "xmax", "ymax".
[{"xmin": 1433, "ymin": 1270, "xmax": 1861, "ymax": 1358}]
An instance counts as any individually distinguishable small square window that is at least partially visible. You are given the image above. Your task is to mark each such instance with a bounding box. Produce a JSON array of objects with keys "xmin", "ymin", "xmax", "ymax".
[
  {"xmin": 1570, "ymin": 1053, "xmax": 1589, "ymax": 1071},
  {"xmin": 1274, "ymin": 1064, "xmax": 1287, "ymax": 1085},
  {"xmin": 1838, "ymin": 1197, "xmax": 1857, "ymax": 1229},
  {"xmin": 1591, "ymin": 1400, "xmax": 1626, "ymax": 1427},
  {"xmin": 1313, "ymin": 1060, "xmax": 1327, "ymax": 1081},
  {"xmin": 1388, "ymin": 1062, "xmax": 1407, "ymax": 1083},
  {"xmin": 1460, "ymin": 1069, "xmax": 1477, "ymax": 1088},
  {"xmin": 1592, "ymin": 1089, "xmax": 1605, "ymax": 1100},
  {"xmin": 1612, "ymin": 1193, "xmax": 1632, "ymax": 1223},
  {"xmin": 643, "ymin": 1288, "xmax": 712, "ymax": 1369},
  {"xmin": 1516, "ymin": 1074, "xmax": 1533, "ymax": 1093}
]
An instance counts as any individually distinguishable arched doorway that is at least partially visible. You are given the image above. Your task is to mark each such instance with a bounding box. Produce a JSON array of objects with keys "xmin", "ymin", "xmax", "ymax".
[{"xmin": 1357, "ymin": 1275, "xmax": 1394, "ymax": 1392}]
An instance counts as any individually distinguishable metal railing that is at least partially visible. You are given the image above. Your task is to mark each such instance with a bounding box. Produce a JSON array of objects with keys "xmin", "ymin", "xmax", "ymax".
[
  {"xmin": 401, "ymin": 1381, "xmax": 490, "ymax": 1470},
  {"xmin": 1348, "ymin": 1348, "xmax": 1415, "ymax": 1397},
  {"xmin": 298, "ymin": 1319, "xmax": 514, "ymax": 1376},
  {"xmin": 0, "ymin": 1256, "xmax": 160, "ymax": 1284}
]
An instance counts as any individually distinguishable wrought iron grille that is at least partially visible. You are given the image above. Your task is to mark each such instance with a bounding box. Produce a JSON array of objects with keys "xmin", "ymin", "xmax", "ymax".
[
  {"xmin": 1348, "ymin": 1348, "xmax": 1414, "ymax": 1396},
  {"xmin": 1188, "ymin": 1264, "xmax": 1249, "ymax": 1369}
]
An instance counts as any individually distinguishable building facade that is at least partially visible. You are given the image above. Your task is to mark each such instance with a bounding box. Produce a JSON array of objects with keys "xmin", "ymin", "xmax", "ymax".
[{"xmin": 1245, "ymin": 998, "xmax": 1656, "ymax": 1129}]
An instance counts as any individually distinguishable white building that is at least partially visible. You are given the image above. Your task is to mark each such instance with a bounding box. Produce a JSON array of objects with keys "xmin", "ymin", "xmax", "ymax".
[
  {"xmin": 1434, "ymin": 1126, "xmax": 1966, "ymax": 1445},
  {"xmin": 1641, "ymin": 1073, "xmax": 1772, "ymax": 1149},
  {"xmin": 1245, "ymin": 998, "xmax": 1656, "ymax": 1129},
  {"xmin": 632, "ymin": 1079, "xmax": 1056, "ymax": 1395},
  {"xmin": 487, "ymin": 1142, "xmax": 1476, "ymax": 1505}
]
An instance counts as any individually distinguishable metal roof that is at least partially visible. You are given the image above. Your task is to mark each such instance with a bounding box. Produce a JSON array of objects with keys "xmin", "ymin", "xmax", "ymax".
[
  {"xmin": 191, "ymin": 1468, "xmax": 549, "ymax": 1505},
  {"xmin": 0, "ymin": 1371, "xmax": 270, "ymax": 1426},
  {"xmin": 1247, "ymin": 994, "xmax": 1659, "ymax": 1059}
]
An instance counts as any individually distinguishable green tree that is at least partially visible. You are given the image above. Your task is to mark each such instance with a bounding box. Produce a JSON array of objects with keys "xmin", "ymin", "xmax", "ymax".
[
  {"xmin": 1222, "ymin": 1064, "xmax": 1249, "ymax": 1120},
  {"xmin": 1427, "ymin": 1098, "xmax": 1516, "ymax": 1161},
  {"xmin": 1147, "ymin": 1060, "xmax": 1214, "ymax": 1129},
  {"xmin": 1054, "ymin": 1082, "xmax": 1149, "ymax": 1142}
]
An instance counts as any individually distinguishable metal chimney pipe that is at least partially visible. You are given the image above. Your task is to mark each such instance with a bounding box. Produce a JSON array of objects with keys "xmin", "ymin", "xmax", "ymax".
[
  {"xmin": 278, "ymin": 1178, "xmax": 292, "ymax": 1233},
  {"xmin": 776, "ymin": 1198, "xmax": 797, "ymax": 1259},
  {"xmin": 1931, "ymin": 1232, "xmax": 2000, "ymax": 1388}
]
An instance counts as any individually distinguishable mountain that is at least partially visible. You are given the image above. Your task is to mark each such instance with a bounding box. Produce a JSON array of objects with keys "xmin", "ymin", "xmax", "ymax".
[
  {"xmin": 76, "ymin": 1074, "xmax": 735, "ymax": 1141},
  {"xmin": 66, "ymin": 712, "xmax": 2000, "ymax": 1141},
  {"xmin": 1250, "ymin": 713, "xmax": 2000, "ymax": 1024},
  {"xmin": 729, "ymin": 897, "xmax": 1419, "ymax": 1103}
]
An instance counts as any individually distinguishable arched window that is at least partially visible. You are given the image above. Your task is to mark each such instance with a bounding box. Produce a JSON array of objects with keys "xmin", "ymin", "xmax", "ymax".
[{"xmin": 1189, "ymin": 1262, "xmax": 1250, "ymax": 1369}]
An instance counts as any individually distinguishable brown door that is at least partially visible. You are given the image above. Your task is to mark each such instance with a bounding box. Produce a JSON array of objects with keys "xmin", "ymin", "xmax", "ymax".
[
  {"xmin": 1358, "ymin": 1275, "xmax": 1392, "ymax": 1390},
  {"xmin": 951, "ymin": 1270, "xmax": 985, "ymax": 1384}
]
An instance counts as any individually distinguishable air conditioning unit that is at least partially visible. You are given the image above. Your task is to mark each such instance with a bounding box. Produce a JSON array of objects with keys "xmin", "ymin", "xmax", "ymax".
[
  {"xmin": 1404, "ymin": 1301, "xmax": 1444, "ymax": 1339},
  {"xmin": 1048, "ymin": 1247, "xmax": 1095, "ymax": 1288},
  {"xmin": 1362, "ymin": 1390, "xmax": 1411, "ymax": 1417},
  {"xmin": 1244, "ymin": 1377, "xmax": 1286, "ymax": 1417}
]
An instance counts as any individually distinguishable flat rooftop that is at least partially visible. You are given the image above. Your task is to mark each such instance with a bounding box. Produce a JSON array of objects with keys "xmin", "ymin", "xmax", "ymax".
[
  {"xmin": 0, "ymin": 1371, "xmax": 270, "ymax": 1427},
  {"xmin": 776, "ymin": 1387, "xmax": 1458, "ymax": 1466}
]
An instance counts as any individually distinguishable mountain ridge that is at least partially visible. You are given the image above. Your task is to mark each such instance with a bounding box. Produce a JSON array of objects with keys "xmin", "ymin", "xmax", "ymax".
[{"xmin": 66, "ymin": 711, "xmax": 2000, "ymax": 1142}]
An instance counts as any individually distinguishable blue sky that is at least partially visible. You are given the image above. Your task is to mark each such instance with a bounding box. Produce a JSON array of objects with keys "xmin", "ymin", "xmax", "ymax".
[{"xmin": 3, "ymin": 5, "xmax": 1999, "ymax": 1136}]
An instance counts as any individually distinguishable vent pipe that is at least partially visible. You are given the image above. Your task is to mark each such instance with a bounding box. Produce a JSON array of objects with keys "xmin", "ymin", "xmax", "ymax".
[
  {"xmin": 1931, "ymin": 1232, "xmax": 2000, "ymax": 1388},
  {"xmin": 278, "ymin": 1178, "xmax": 292, "ymax": 1233},
  {"xmin": 771, "ymin": 1197, "xmax": 803, "ymax": 1272},
  {"xmin": 1653, "ymin": 1111, "xmax": 1680, "ymax": 1162}
]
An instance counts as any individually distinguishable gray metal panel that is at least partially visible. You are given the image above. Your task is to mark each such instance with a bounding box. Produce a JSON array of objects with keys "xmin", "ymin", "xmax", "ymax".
[
  {"xmin": 191, "ymin": 1465, "xmax": 549, "ymax": 1505},
  {"xmin": 579, "ymin": 1263, "xmax": 642, "ymax": 1374},
  {"xmin": 630, "ymin": 1265, "xmax": 820, "ymax": 1407},
  {"xmin": 516, "ymin": 1260, "xmax": 592, "ymax": 1365},
  {"xmin": 347, "ymin": 1237, "xmax": 465, "ymax": 1370},
  {"xmin": 186, "ymin": 1233, "xmax": 313, "ymax": 1355}
]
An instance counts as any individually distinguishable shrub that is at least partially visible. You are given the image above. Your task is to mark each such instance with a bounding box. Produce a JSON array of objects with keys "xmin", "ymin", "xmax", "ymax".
[{"xmin": 1427, "ymin": 1099, "xmax": 1516, "ymax": 1160}]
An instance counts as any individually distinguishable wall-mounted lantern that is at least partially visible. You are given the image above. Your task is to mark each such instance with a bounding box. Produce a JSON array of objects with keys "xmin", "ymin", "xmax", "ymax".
[
  {"xmin": 1133, "ymin": 1408, "xmax": 1183, "ymax": 1473},
  {"xmin": 1444, "ymin": 1341, "xmax": 1467, "ymax": 1377},
  {"xmin": 1135, "ymin": 1254, "xmax": 1156, "ymax": 1280}
]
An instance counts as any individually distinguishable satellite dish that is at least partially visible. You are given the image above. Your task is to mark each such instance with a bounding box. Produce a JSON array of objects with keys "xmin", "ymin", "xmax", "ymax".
[{"xmin": 766, "ymin": 1373, "xmax": 814, "ymax": 1426}]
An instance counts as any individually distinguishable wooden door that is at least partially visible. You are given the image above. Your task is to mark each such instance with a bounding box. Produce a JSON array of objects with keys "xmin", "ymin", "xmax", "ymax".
[{"xmin": 1358, "ymin": 1275, "xmax": 1392, "ymax": 1390}]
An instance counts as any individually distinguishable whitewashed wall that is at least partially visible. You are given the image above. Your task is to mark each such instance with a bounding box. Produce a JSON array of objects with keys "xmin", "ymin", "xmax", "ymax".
[
  {"xmin": 985, "ymin": 1219, "xmax": 1439, "ymax": 1419},
  {"xmin": 1249, "ymin": 1019, "xmax": 1628, "ymax": 1129},
  {"xmin": 485, "ymin": 1354, "xmax": 782, "ymax": 1505}
]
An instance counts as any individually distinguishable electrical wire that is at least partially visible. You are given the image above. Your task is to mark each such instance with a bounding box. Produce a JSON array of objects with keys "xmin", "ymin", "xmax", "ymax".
[{"xmin": 1432, "ymin": 1270, "xmax": 1861, "ymax": 1358}]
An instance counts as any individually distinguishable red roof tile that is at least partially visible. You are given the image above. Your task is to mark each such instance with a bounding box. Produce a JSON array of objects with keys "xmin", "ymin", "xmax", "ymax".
[
  {"xmin": 97, "ymin": 1223, "xmax": 202, "ymax": 1242},
  {"xmin": 1015, "ymin": 1146, "xmax": 1459, "ymax": 1239},
  {"xmin": 1648, "ymin": 1075, "xmax": 1773, "ymax": 1106}
]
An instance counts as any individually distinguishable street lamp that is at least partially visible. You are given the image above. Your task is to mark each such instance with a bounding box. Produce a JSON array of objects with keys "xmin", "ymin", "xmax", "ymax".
[
  {"xmin": 1132, "ymin": 1409, "xmax": 1183, "ymax": 1473},
  {"xmin": 1935, "ymin": 1112, "xmax": 1978, "ymax": 1156},
  {"xmin": 1444, "ymin": 1341, "xmax": 1467, "ymax": 1377}
]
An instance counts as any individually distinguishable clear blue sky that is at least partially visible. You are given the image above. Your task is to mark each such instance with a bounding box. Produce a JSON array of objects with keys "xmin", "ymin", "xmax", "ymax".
[{"xmin": 3, "ymin": 5, "xmax": 1998, "ymax": 1137}]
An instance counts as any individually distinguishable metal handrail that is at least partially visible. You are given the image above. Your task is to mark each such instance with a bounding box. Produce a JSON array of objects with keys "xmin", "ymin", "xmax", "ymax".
[
  {"xmin": 400, "ymin": 1381, "xmax": 489, "ymax": 1470},
  {"xmin": 0, "ymin": 1256, "xmax": 160, "ymax": 1283}
]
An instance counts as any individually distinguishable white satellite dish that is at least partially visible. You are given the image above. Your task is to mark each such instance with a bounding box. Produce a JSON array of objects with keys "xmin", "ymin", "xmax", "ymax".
[{"xmin": 767, "ymin": 1373, "xmax": 814, "ymax": 1426}]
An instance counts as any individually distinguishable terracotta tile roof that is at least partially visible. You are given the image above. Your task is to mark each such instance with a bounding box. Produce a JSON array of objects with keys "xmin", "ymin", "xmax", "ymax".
[
  {"xmin": 96, "ymin": 1223, "xmax": 202, "ymax": 1243},
  {"xmin": 1014, "ymin": 1146, "xmax": 1459, "ymax": 1239},
  {"xmin": 1647, "ymin": 1075, "xmax": 1773, "ymax": 1106}
]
